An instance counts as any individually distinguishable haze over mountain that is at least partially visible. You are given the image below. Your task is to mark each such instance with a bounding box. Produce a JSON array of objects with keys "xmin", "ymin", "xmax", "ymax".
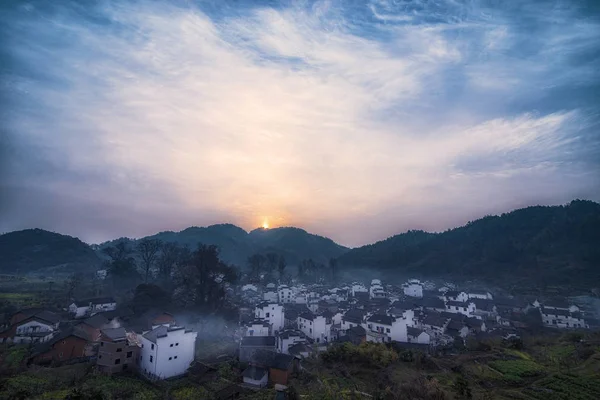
[
  {"xmin": 1, "ymin": 201, "xmax": 599, "ymax": 289},
  {"xmin": 338, "ymin": 200, "xmax": 600, "ymax": 288}
]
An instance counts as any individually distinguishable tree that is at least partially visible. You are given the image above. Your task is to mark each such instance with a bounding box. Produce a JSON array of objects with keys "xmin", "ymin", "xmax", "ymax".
[
  {"xmin": 278, "ymin": 255, "xmax": 287, "ymax": 281},
  {"xmin": 103, "ymin": 241, "xmax": 139, "ymax": 288},
  {"xmin": 136, "ymin": 238, "xmax": 163, "ymax": 282},
  {"xmin": 102, "ymin": 240, "xmax": 131, "ymax": 263},
  {"xmin": 247, "ymin": 254, "xmax": 266, "ymax": 280},
  {"xmin": 329, "ymin": 258, "xmax": 338, "ymax": 283},
  {"xmin": 132, "ymin": 283, "xmax": 171, "ymax": 313},
  {"xmin": 173, "ymin": 244, "xmax": 238, "ymax": 310},
  {"xmin": 64, "ymin": 273, "xmax": 83, "ymax": 301},
  {"xmin": 452, "ymin": 375, "xmax": 472, "ymax": 399},
  {"xmin": 265, "ymin": 253, "xmax": 278, "ymax": 279},
  {"xmin": 156, "ymin": 242, "xmax": 188, "ymax": 286}
]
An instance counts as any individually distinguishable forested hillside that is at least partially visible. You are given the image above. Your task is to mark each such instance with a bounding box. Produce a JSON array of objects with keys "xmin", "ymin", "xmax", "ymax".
[
  {"xmin": 0, "ymin": 229, "xmax": 101, "ymax": 274},
  {"xmin": 338, "ymin": 200, "xmax": 600, "ymax": 287}
]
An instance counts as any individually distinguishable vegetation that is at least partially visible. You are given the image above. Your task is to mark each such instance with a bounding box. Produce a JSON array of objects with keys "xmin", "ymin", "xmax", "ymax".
[
  {"xmin": 0, "ymin": 229, "xmax": 100, "ymax": 274},
  {"xmin": 338, "ymin": 200, "xmax": 600, "ymax": 289}
]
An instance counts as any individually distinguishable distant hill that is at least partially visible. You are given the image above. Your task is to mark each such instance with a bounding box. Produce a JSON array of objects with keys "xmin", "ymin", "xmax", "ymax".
[
  {"xmin": 338, "ymin": 200, "xmax": 600, "ymax": 288},
  {"xmin": 0, "ymin": 229, "xmax": 101, "ymax": 274},
  {"xmin": 98, "ymin": 224, "xmax": 349, "ymax": 267}
]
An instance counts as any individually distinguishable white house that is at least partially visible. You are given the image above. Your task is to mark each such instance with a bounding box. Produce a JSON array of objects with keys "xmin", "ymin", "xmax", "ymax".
[
  {"xmin": 96, "ymin": 270, "xmax": 107, "ymax": 280},
  {"xmin": 341, "ymin": 309, "xmax": 365, "ymax": 332},
  {"xmin": 245, "ymin": 320, "xmax": 271, "ymax": 337},
  {"xmin": 243, "ymin": 284, "xmax": 258, "ymax": 292},
  {"xmin": 467, "ymin": 290, "xmax": 493, "ymax": 300},
  {"xmin": 263, "ymin": 290, "xmax": 278, "ymax": 303},
  {"xmin": 444, "ymin": 291, "xmax": 469, "ymax": 303},
  {"xmin": 13, "ymin": 311, "xmax": 60, "ymax": 344},
  {"xmin": 297, "ymin": 312, "xmax": 331, "ymax": 344},
  {"xmin": 351, "ymin": 283, "xmax": 368, "ymax": 297},
  {"xmin": 540, "ymin": 307, "xmax": 588, "ymax": 329},
  {"xmin": 369, "ymin": 282, "xmax": 386, "ymax": 300},
  {"xmin": 403, "ymin": 279, "xmax": 423, "ymax": 298},
  {"xmin": 277, "ymin": 330, "xmax": 307, "ymax": 354},
  {"xmin": 278, "ymin": 285, "xmax": 293, "ymax": 304},
  {"xmin": 364, "ymin": 314, "xmax": 408, "ymax": 343},
  {"xmin": 445, "ymin": 301, "xmax": 476, "ymax": 317},
  {"xmin": 294, "ymin": 293, "xmax": 307, "ymax": 304},
  {"xmin": 407, "ymin": 327, "xmax": 430, "ymax": 344},
  {"xmin": 69, "ymin": 297, "xmax": 117, "ymax": 318},
  {"xmin": 139, "ymin": 325, "xmax": 197, "ymax": 380},
  {"xmin": 255, "ymin": 303, "xmax": 285, "ymax": 334}
]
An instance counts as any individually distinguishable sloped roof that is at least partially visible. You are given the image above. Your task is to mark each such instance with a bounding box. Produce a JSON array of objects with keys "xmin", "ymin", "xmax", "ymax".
[
  {"xmin": 15, "ymin": 309, "xmax": 60, "ymax": 325},
  {"xmin": 278, "ymin": 330, "xmax": 304, "ymax": 339},
  {"xmin": 251, "ymin": 349, "xmax": 294, "ymax": 370},
  {"xmin": 73, "ymin": 297, "xmax": 115, "ymax": 307},
  {"xmin": 288, "ymin": 342, "xmax": 310, "ymax": 355},
  {"xmin": 471, "ymin": 298, "xmax": 495, "ymax": 311},
  {"xmin": 367, "ymin": 314, "xmax": 394, "ymax": 325},
  {"xmin": 241, "ymin": 336, "xmax": 276, "ymax": 347},
  {"xmin": 348, "ymin": 325, "xmax": 366, "ymax": 336},
  {"xmin": 342, "ymin": 309, "xmax": 365, "ymax": 324},
  {"xmin": 81, "ymin": 313, "xmax": 110, "ymax": 329},
  {"xmin": 298, "ymin": 312, "xmax": 315, "ymax": 321},
  {"xmin": 407, "ymin": 326, "xmax": 426, "ymax": 337},
  {"xmin": 101, "ymin": 327, "xmax": 127, "ymax": 341}
]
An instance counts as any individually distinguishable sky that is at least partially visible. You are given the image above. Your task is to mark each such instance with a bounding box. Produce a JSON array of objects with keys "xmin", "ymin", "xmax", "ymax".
[{"xmin": 1, "ymin": 0, "xmax": 599, "ymax": 247}]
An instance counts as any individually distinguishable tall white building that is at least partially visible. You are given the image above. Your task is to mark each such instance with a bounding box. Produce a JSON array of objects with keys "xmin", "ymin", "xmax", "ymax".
[
  {"xmin": 278, "ymin": 285, "xmax": 293, "ymax": 304},
  {"xmin": 255, "ymin": 303, "xmax": 285, "ymax": 334},
  {"xmin": 297, "ymin": 312, "xmax": 332, "ymax": 344},
  {"xmin": 139, "ymin": 325, "xmax": 197, "ymax": 380}
]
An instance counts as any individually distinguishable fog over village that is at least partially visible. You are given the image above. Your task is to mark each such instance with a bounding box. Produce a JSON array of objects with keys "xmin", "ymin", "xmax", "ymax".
[{"xmin": 1, "ymin": 0, "xmax": 600, "ymax": 399}]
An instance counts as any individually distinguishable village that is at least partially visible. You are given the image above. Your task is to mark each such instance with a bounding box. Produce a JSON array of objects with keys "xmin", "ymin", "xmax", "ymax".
[{"xmin": 0, "ymin": 272, "xmax": 596, "ymax": 399}]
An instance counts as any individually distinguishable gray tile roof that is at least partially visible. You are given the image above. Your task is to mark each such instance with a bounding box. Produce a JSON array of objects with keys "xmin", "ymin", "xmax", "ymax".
[
  {"xmin": 241, "ymin": 336, "xmax": 276, "ymax": 347},
  {"xmin": 243, "ymin": 366, "xmax": 267, "ymax": 380}
]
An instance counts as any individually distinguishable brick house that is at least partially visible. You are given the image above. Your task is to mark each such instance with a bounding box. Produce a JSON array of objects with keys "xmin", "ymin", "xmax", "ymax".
[
  {"xmin": 249, "ymin": 349, "xmax": 296, "ymax": 386},
  {"xmin": 96, "ymin": 327, "xmax": 140, "ymax": 374},
  {"xmin": 30, "ymin": 328, "xmax": 93, "ymax": 365}
]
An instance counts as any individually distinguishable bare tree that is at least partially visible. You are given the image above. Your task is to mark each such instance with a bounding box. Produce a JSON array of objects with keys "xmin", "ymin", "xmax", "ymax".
[
  {"xmin": 102, "ymin": 240, "xmax": 131, "ymax": 262},
  {"xmin": 136, "ymin": 239, "xmax": 163, "ymax": 282}
]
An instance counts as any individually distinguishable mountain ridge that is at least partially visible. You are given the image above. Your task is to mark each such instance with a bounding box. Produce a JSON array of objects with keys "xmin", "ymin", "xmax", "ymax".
[{"xmin": 337, "ymin": 199, "xmax": 600, "ymax": 288}]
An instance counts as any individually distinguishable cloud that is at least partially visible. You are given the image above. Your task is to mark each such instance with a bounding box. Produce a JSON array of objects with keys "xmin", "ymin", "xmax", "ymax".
[{"xmin": 1, "ymin": 0, "xmax": 599, "ymax": 247}]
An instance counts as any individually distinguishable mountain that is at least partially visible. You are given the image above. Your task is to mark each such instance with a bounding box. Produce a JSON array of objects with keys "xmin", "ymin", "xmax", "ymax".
[
  {"xmin": 98, "ymin": 224, "xmax": 348, "ymax": 267},
  {"xmin": 0, "ymin": 229, "xmax": 101, "ymax": 274},
  {"xmin": 338, "ymin": 200, "xmax": 600, "ymax": 288}
]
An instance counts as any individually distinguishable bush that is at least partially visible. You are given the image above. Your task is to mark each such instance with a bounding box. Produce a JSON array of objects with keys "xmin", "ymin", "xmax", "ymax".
[
  {"xmin": 489, "ymin": 360, "xmax": 544, "ymax": 378},
  {"xmin": 321, "ymin": 342, "xmax": 398, "ymax": 368},
  {"xmin": 171, "ymin": 386, "xmax": 212, "ymax": 400}
]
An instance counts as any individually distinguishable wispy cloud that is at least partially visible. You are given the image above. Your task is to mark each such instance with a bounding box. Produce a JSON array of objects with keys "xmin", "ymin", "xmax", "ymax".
[{"xmin": 1, "ymin": 0, "xmax": 599, "ymax": 246}]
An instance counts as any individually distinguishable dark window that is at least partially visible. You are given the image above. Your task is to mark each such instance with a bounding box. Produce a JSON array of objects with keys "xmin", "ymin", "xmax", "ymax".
[
  {"xmin": 151, "ymin": 344, "xmax": 154, "ymax": 350},
  {"xmin": 170, "ymin": 344, "xmax": 173, "ymax": 347},
  {"xmin": 309, "ymin": 328, "xmax": 312, "ymax": 333},
  {"xmin": 176, "ymin": 343, "xmax": 179, "ymax": 346},
  {"xmin": 123, "ymin": 364, "xmax": 128, "ymax": 371},
  {"xmin": 115, "ymin": 359, "xmax": 121, "ymax": 365},
  {"xmin": 126, "ymin": 351, "xmax": 132, "ymax": 358},
  {"xmin": 266, "ymin": 313, "xmax": 270, "ymax": 318},
  {"xmin": 169, "ymin": 357, "xmax": 172, "ymax": 360},
  {"xmin": 116, "ymin": 348, "xmax": 122, "ymax": 352},
  {"xmin": 142, "ymin": 344, "xmax": 144, "ymax": 348},
  {"xmin": 100, "ymin": 342, "xmax": 104, "ymax": 347},
  {"xmin": 99, "ymin": 355, "xmax": 102, "ymax": 359},
  {"xmin": 140, "ymin": 356, "xmax": 142, "ymax": 361},
  {"xmin": 174, "ymin": 356, "xmax": 177, "ymax": 359},
  {"xmin": 386, "ymin": 328, "xmax": 390, "ymax": 333},
  {"xmin": 150, "ymin": 355, "xmax": 153, "ymax": 363}
]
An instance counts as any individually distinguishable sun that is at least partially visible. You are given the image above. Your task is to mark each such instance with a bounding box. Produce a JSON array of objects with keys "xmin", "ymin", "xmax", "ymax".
[{"xmin": 262, "ymin": 221, "xmax": 269, "ymax": 229}]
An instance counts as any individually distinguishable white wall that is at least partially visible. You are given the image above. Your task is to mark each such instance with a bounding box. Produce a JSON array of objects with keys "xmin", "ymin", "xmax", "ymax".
[
  {"xmin": 278, "ymin": 287, "xmax": 293, "ymax": 304},
  {"xmin": 140, "ymin": 328, "xmax": 197, "ymax": 379},
  {"xmin": 246, "ymin": 323, "xmax": 270, "ymax": 337},
  {"xmin": 278, "ymin": 335, "xmax": 305, "ymax": 354},
  {"xmin": 244, "ymin": 372, "xmax": 268, "ymax": 387},
  {"xmin": 255, "ymin": 304, "xmax": 284, "ymax": 333}
]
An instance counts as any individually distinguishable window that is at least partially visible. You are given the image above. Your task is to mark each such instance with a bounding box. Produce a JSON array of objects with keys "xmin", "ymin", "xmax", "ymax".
[
  {"xmin": 101, "ymin": 342, "xmax": 104, "ymax": 347},
  {"xmin": 266, "ymin": 313, "xmax": 270, "ymax": 318},
  {"xmin": 174, "ymin": 356, "xmax": 177, "ymax": 359},
  {"xmin": 169, "ymin": 357, "xmax": 172, "ymax": 360},
  {"xmin": 151, "ymin": 344, "xmax": 154, "ymax": 350},
  {"xmin": 175, "ymin": 343, "xmax": 179, "ymax": 346},
  {"xmin": 140, "ymin": 356, "xmax": 143, "ymax": 361},
  {"xmin": 99, "ymin": 355, "xmax": 102, "ymax": 359},
  {"xmin": 126, "ymin": 351, "xmax": 132, "ymax": 358},
  {"xmin": 116, "ymin": 348, "xmax": 122, "ymax": 352},
  {"xmin": 386, "ymin": 328, "xmax": 390, "ymax": 333},
  {"xmin": 368, "ymin": 324, "xmax": 372, "ymax": 329},
  {"xmin": 309, "ymin": 329, "xmax": 312, "ymax": 333},
  {"xmin": 150, "ymin": 356, "xmax": 153, "ymax": 363},
  {"xmin": 170, "ymin": 344, "xmax": 173, "ymax": 347},
  {"xmin": 142, "ymin": 344, "xmax": 144, "ymax": 348},
  {"xmin": 115, "ymin": 359, "xmax": 121, "ymax": 365}
]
